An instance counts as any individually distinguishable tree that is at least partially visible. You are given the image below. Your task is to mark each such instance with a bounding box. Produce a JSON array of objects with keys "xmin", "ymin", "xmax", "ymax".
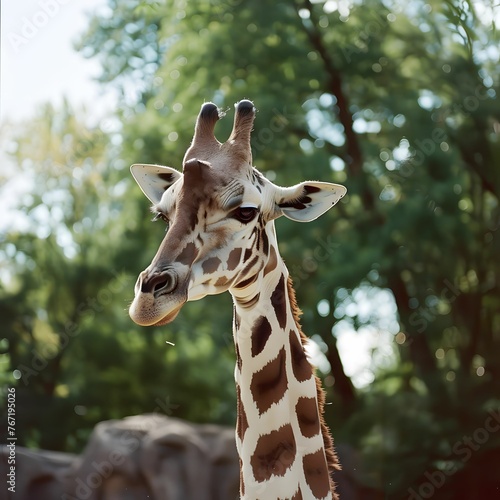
[
  {"xmin": 0, "ymin": 102, "xmax": 236, "ymax": 451},
  {"xmin": 78, "ymin": 0, "xmax": 500, "ymax": 496},
  {"xmin": 1, "ymin": 0, "xmax": 498, "ymax": 497}
]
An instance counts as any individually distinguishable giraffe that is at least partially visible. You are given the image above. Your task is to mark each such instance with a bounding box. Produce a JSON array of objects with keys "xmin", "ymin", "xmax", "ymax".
[{"xmin": 129, "ymin": 100, "xmax": 346, "ymax": 500}]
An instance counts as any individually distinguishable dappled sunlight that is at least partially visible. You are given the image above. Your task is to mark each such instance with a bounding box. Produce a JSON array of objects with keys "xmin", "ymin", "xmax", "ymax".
[{"xmin": 331, "ymin": 285, "xmax": 399, "ymax": 388}]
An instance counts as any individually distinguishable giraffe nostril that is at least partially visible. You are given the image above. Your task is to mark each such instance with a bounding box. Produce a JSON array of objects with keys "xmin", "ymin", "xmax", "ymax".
[{"xmin": 141, "ymin": 270, "xmax": 178, "ymax": 296}]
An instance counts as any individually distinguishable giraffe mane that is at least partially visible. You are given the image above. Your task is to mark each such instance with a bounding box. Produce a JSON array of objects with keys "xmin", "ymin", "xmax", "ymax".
[{"xmin": 286, "ymin": 276, "xmax": 341, "ymax": 498}]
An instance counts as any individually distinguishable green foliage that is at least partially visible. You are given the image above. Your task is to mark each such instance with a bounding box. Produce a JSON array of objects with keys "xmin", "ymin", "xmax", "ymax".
[
  {"xmin": 0, "ymin": 102, "xmax": 236, "ymax": 451},
  {"xmin": 1, "ymin": 0, "xmax": 499, "ymax": 497}
]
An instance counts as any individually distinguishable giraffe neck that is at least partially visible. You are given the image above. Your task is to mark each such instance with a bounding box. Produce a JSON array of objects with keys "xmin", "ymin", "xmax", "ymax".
[{"xmin": 230, "ymin": 230, "xmax": 337, "ymax": 500}]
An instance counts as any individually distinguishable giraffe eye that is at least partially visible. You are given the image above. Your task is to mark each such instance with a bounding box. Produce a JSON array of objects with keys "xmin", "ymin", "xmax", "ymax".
[
  {"xmin": 152, "ymin": 211, "xmax": 169, "ymax": 224},
  {"xmin": 233, "ymin": 206, "xmax": 258, "ymax": 223}
]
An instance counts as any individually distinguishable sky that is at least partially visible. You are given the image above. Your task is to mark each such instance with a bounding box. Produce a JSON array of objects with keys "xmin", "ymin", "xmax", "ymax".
[
  {"xmin": 1, "ymin": 0, "xmax": 113, "ymax": 123},
  {"xmin": 0, "ymin": 0, "xmax": 394, "ymax": 388},
  {"xmin": 0, "ymin": 0, "xmax": 115, "ymax": 230}
]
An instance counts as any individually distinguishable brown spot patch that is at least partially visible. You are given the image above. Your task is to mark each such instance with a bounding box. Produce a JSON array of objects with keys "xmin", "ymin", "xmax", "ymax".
[
  {"xmin": 279, "ymin": 200, "xmax": 306, "ymax": 210},
  {"xmin": 251, "ymin": 424, "xmax": 296, "ymax": 482},
  {"xmin": 236, "ymin": 385, "xmax": 248, "ymax": 442},
  {"xmin": 304, "ymin": 184, "xmax": 321, "ymax": 194},
  {"xmin": 188, "ymin": 208, "xmax": 199, "ymax": 231},
  {"xmin": 239, "ymin": 292, "xmax": 260, "ymax": 309},
  {"xmin": 158, "ymin": 172, "xmax": 174, "ymax": 183},
  {"xmin": 227, "ymin": 247, "xmax": 242, "ymax": 270},
  {"xmin": 235, "ymin": 342, "xmax": 242, "ymax": 371},
  {"xmin": 211, "ymin": 226, "xmax": 228, "ymax": 248},
  {"xmin": 242, "ymin": 255, "xmax": 259, "ymax": 276},
  {"xmin": 176, "ymin": 242, "xmax": 197, "ymax": 265},
  {"xmin": 251, "ymin": 316, "xmax": 272, "ymax": 357},
  {"xmin": 271, "ymin": 274, "xmax": 287, "ymax": 330},
  {"xmin": 279, "ymin": 188, "xmax": 314, "ymax": 210},
  {"xmin": 233, "ymin": 253, "xmax": 260, "ymax": 290},
  {"xmin": 254, "ymin": 171, "xmax": 265, "ymax": 186},
  {"xmin": 234, "ymin": 274, "xmax": 257, "ymax": 290},
  {"xmin": 291, "ymin": 487, "xmax": 303, "ymax": 500},
  {"xmin": 287, "ymin": 276, "xmax": 340, "ymax": 486},
  {"xmin": 250, "ymin": 347, "xmax": 287, "ymax": 415},
  {"xmin": 263, "ymin": 245, "xmax": 278, "ymax": 276},
  {"xmin": 159, "ymin": 172, "xmax": 177, "ymax": 191},
  {"xmin": 234, "ymin": 309, "xmax": 241, "ymax": 330},
  {"xmin": 252, "ymin": 227, "xmax": 260, "ymax": 250},
  {"xmin": 296, "ymin": 397, "xmax": 320, "ymax": 438},
  {"xmin": 214, "ymin": 275, "xmax": 231, "ymax": 287},
  {"xmin": 289, "ymin": 330, "xmax": 312, "ymax": 382},
  {"xmin": 202, "ymin": 256, "xmax": 221, "ymax": 274},
  {"xmin": 302, "ymin": 449, "xmax": 330, "ymax": 499},
  {"xmin": 261, "ymin": 227, "xmax": 269, "ymax": 255},
  {"xmin": 239, "ymin": 458, "xmax": 245, "ymax": 497}
]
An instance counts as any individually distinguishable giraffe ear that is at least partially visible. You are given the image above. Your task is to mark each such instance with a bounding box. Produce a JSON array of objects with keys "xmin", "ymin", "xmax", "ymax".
[
  {"xmin": 276, "ymin": 181, "xmax": 347, "ymax": 222},
  {"xmin": 130, "ymin": 164, "xmax": 183, "ymax": 204}
]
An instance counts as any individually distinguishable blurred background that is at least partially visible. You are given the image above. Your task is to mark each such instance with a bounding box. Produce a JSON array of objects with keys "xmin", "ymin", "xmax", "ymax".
[{"xmin": 1, "ymin": 0, "xmax": 499, "ymax": 498}]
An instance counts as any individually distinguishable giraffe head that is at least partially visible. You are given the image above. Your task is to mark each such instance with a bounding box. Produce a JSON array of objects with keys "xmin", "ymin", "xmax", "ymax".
[{"xmin": 129, "ymin": 100, "xmax": 346, "ymax": 326}]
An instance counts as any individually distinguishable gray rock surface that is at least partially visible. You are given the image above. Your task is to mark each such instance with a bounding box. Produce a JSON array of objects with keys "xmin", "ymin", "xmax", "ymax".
[
  {"xmin": 1, "ymin": 414, "xmax": 376, "ymax": 499},
  {"xmin": 1, "ymin": 414, "xmax": 239, "ymax": 500}
]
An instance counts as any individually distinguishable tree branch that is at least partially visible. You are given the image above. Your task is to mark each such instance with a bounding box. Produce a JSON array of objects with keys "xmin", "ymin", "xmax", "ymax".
[
  {"xmin": 296, "ymin": 0, "xmax": 376, "ymax": 210},
  {"xmin": 296, "ymin": 1, "xmax": 361, "ymax": 172},
  {"xmin": 312, "ymin": 315, "xmax": 357, "ymax": 408}
]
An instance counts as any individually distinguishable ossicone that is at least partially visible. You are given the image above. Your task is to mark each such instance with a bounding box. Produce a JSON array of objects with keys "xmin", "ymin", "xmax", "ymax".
[
  {"xmin": 192, "ymin": 102, "xmax": 224, "ymax": 146},
  {"xmin": 229, "ymin": 99, "xmax": 256, "ymax": 144}
]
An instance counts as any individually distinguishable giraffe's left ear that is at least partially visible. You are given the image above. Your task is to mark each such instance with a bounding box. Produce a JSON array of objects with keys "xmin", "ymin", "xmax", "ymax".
[
  {"xmin": 130, "ymin": 164, "xmax": 183, "ymax": 204},
  {"xmin": 276, "ymin": 181, "xmax": 347, "ymax": 222}
]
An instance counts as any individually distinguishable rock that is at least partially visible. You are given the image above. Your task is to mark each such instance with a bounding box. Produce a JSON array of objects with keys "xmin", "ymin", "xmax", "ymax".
[
  {"xmin": 0, "ymin": 414, "xmax": 378, "ymax": 499},
  {"xmin": 0, "ymin": 414, "xmax": 239, "ymax": 500},
  {"xmin": 0, "ymin": 446, "xmax": 76, "ymax": 500}
]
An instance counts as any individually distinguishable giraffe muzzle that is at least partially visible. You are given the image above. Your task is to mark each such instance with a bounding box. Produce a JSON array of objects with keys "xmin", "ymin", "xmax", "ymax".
[
  {"xmin": 140, "ymin": 269, "xmax": 178, "ymax": 297},
  {"xmin": 130, "ymin": 267, "xmax": 187, "ymax": 326}
]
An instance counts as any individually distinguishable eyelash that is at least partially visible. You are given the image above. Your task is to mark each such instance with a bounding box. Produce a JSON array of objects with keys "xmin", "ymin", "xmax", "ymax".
[{"xmin": 152, "ymin": 212, "xmax": 169, "ymax": 224}]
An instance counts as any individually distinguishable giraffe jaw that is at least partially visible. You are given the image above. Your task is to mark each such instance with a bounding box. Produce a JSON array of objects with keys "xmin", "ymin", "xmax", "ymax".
[
  {"xmin": 129, "ymin": 291, "xmax": 186, "ymax": 327},
  {"xmin": 150, "ymin": 305, "xmax": 183, "ymax": 326}
]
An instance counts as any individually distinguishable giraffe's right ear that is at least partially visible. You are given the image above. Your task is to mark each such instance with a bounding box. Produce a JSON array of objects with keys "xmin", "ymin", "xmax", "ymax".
[
  {"xmin": 130, "ymin": 164, "xmax": 183, "ymax": 204},
  {"xmin": 275, "ymin": 181, "xmax": 347, "ymax": 222}
]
